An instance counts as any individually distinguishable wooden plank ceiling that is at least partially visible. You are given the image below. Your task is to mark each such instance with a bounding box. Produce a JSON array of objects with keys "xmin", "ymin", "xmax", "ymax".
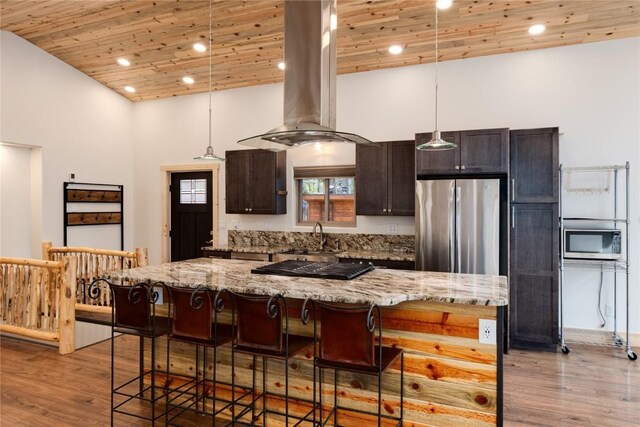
[{"xmin": 1, "ymin": 0, "xmax": 638, "ymax": 101}]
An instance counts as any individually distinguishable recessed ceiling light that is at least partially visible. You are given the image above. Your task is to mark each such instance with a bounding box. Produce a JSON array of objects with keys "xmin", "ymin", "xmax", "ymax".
[
  {"xmin": 124, "ymin": 86, "xmax": 136, "ymax": 93},
  {"xmin": 193, "ymin": 42, "xmax": 206, "ymax": 52},
  {"xmin": 117, "ymin": 58, "xmax": 130, "ymax": 67},
  {"xmin": 278, "ymin": 61, "xmax": 286, "ymax": 71},
  {"xmin": 528, "ymin": 24, "xmax": 546, "ymax": 35},
  {"xmin": 388, "ymin": 45, "xmax": 403, "ymax": 55},
  {"xmin": 436, "ymin": 0, "xmax": 453, "ymax": 10},
  {"xmin": 182, "ymin": 76, "xmax": 195, "ymax": 84}
]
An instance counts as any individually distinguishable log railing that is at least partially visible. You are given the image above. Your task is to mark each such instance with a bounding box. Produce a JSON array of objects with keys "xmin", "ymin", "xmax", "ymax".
[
  {"xmin": 0, "ymin": 257, "xmax": 77, "ymax": 354},
  {"xmin": 42, "ymin": 242, "xmax": 147, "ymax": 314}
]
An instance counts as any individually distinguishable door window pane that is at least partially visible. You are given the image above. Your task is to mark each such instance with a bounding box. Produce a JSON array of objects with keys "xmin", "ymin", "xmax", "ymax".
[{"xmin": 179, "ymin": 179, "xmax": 207, "ymax": 204}]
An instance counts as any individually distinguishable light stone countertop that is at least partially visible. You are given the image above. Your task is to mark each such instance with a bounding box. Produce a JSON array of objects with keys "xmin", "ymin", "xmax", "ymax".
[
  {"xmin": 108, "ymin": 258, "xmax": 507, "ymax": 307},
  {"xmin": 337, "ymin": 250, "xmax": 415, "ymax": 262},
  {"xmin": 201, "ymin": 245, "xmax": 293, "ymax": 254}
]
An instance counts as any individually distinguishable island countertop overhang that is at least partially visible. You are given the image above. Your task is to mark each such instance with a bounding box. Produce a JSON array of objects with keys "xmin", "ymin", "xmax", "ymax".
[{"xmin": 107, "ymin": 257, "xmax": 508, "ymax": 307}]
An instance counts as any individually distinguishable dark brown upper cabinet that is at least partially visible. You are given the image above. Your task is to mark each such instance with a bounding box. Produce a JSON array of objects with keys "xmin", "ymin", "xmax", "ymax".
[
  {"xmin": 510, "ymin": 128, "xmax": 559, "ymax": 203},
  {"xmin": 225, "ymin": 149, "xmax": 286, "ymax": 214},
  {"xmin": 356, "ymin": 140, "xmax": 415, "ymax": 216},
  {"xmin": 415, "ymin": 131, "xmax": 460, "ymax": 175},
  {"xmin": 416, "ymin": 128, "xmax": 508, "ymax": 175}
]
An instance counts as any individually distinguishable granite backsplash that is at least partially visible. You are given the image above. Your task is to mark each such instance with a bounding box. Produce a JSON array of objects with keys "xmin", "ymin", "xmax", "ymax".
[{"xmin": 228, "ymin": 230, "xmax": 414, "ymax": 253}]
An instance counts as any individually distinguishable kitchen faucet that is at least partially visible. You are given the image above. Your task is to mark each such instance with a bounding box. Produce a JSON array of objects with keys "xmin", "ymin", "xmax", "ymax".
[{"xmin": 312, "ymin": 222, "xmax": 327, "ymax": 251}]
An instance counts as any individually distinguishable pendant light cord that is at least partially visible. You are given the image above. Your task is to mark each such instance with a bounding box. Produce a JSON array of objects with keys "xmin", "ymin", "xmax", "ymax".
[
  {"xmin": 208, "ymin": 0, "xmax": 213, "ymax": 149},
  {"xmin": 434, "ymin": 3, "xmax": 439, "ymax": 133}
]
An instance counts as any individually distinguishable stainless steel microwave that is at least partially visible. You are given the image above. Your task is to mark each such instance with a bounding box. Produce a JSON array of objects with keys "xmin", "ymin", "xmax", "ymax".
[{"xmin": 563, "ymin": 229, "xmax": 622, "ymax": 260}]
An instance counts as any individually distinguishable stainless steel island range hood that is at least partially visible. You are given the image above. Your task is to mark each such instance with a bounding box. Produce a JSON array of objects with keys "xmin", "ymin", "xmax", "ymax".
[{"xmin": 237, "ymin": 0, "xmax": 374, "ymax": 151}]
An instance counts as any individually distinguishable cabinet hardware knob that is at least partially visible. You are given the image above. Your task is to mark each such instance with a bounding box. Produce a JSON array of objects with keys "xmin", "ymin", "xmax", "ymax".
[
  {"xmin": 249, "ymin": 208, "xmax": 252, "ymax": 212},
  {"xmin": 388, "ymin": 209, "xmax": 392, "ymax": 213},
  {"xmin": 383, "ymin": 208, "xmax": 387, "ymax": 212},
  {"xmin": 455, "ymin": 165, "xmax": 460, "ymax": 170},
  {"xmin": 461, "ymin": 165, "xmax": 466, "ymax": 170}
]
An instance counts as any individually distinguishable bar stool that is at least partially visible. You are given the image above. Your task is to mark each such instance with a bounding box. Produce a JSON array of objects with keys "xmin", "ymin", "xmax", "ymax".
[
  {"xmin": 89, "ymin": 279, "xmax": 168, "ymax": 426},
  {"xmin": 229, "ymin": 292, "xmax": 315, "ymax": 426},
  {"xmin": 164, "ymin": 285, "xmax": 236, "ymax": 426},
  {"xmin": 301, "ymin": 300, "xmax": 404, "ymax": 427}
]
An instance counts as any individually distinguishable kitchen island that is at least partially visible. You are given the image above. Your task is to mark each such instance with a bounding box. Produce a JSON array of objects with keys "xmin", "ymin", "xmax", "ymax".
[{"xmin": 109, "ymin": 258, "xmax": 508, "ymax": 426}]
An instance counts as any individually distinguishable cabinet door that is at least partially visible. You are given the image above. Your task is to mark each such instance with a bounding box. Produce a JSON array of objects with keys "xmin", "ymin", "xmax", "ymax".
[
  {"xmin": 415, "ymin": 132, "xmax": 461, "ymax": 175},
  {"xmin": 356, "ymin": 143, "xmax": 388, "ymax": 215},
  {"xmin": 509, "ymin": 203, "xmax": 558, "ymax": 351},
  {"xmin": 225, "ymin": 151, "xmax": 248, "ymax": 214},
  {"xmin": 249, "ymin": 150, "xmax": 278, "ymax": 214},
  {"xmin": 510, "ymin": 128, "xmax": 559, "ymax": 203},
  {"xmin": 460, "ymin": 128, "xmax": 508, "ymax": 174},
  {"xmin": 388, "ymin": 141, "xmax": 415, "ymax": 216}
]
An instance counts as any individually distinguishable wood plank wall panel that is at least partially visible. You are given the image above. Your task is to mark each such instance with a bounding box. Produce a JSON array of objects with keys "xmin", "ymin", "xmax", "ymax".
[
  {"xmin": 145, "ymin": 299, "xmax": 500, "ymax": 426},
  {"xmin": 1, "ymin": 0, "xmax": 638, "ymax": 100}
]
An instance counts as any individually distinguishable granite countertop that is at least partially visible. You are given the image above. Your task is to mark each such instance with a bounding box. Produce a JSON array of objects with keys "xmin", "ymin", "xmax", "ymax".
[
  {"xmin": 108, "ymin": 258, "xmax": 507, "ymax": 307},
  {"xmin": 201, "ymin": 245, "xmax": 293, "ymax": 254},
  {"xmin": 202, "ymin": 245, "xmax": 414, "ymax": 261},
  {"xmin": 337, "ymin": 250, "xmax": 415, "ymax": 262}
]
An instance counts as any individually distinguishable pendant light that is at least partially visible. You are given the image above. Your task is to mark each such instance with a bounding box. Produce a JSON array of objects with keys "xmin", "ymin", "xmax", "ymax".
[
  {"xmin": 416, "ymin": 2, "xmax": 457, "ymax": 151},
  {"xmin": 195, "ymin": 0, "xmax": 225, "ymax": 161}
]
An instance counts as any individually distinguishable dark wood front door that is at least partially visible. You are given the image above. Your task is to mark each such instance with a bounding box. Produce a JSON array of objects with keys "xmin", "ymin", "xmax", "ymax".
[{"xmin": 170, "ymin": 171, "xmax": 213, "ymax": 261}]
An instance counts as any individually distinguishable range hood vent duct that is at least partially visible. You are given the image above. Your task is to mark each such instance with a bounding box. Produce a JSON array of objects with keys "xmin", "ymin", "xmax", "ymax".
[{"xmin": 237, "ymin": 0, "xmax": 375, "ymax": 150}]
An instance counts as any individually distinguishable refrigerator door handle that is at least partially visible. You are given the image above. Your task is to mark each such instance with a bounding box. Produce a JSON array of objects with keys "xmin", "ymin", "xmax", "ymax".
[
  {"xmin": 449, "ymin": 184, "xmax": 456, "ymax": 272},
  {"xmin": 455, "ymin": 185, "xmax": 462, "ymax": 273},
  {"xmin": 511, "ymin": 205, "xmax": 515, "ymax": 229}
]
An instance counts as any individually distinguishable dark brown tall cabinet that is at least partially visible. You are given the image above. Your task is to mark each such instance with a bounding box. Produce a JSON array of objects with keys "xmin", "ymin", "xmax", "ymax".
[
  {"xmin": 509, "ymin": 128, "xmax": 559, "ymax": 351},
  {"xmin": 225, "ymin": 149, "xmax": 287, "ymax": 214},
  {"xmin": 356, "ymin": 140, "xmax": 415, "ymax": 216}
]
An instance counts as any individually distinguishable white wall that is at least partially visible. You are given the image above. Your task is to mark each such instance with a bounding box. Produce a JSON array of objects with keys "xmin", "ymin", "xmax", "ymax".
[
  {"xmin": 133, "ymin": 37, "xmax": 640, "ymax": 334},
  {"xmin": 0, "ymin": 31, "xmax": 135, "ymax": 254},
  {"xmin": 0, "ymin": 144, "xmax": 32, "ymax": 258}
]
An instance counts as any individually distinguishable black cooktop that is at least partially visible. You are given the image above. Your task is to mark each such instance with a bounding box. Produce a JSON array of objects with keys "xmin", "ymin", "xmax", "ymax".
[{"xmin": 251, "ymin": 260, "xmax": 374, "ymax": 280}]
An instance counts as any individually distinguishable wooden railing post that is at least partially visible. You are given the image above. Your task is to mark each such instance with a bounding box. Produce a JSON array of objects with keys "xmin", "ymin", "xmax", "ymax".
[
  {"xmin": 59, "ymin": 256, "xmax": 77, "ymax": 354},
  {"xmin": 135, "ymin": 247, "xmax": 148, "ymax": 267},
  {"xmin": 42, "ymin": 241, "xmax": 52, "ymax": 260}
]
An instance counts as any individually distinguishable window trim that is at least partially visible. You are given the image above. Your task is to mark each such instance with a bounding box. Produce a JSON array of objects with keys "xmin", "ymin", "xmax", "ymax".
[{"xmin": 296, "ymin": 175, "xmax": 357, "ymax": 227}]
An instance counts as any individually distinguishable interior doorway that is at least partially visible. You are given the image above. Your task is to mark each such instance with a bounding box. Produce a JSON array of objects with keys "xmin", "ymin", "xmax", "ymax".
[
  {"xmin": 170, "ymin": 171, "xmax": 212, "ymax": 261},
  {"xmin": 161, "ymin": 163, "xmax": 220, "ymax": 263}
]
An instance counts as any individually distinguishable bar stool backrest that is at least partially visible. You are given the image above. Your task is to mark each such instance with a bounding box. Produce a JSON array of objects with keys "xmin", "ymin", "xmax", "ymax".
[
  {"xmin": 319, "ymin": 304, "xmax": 375, "ymax": 367},
  {"xmin": 168, "ymin": 286, "xmax": 214, "ymax": 341},
  {"xmin": 111, "ymin": 283, "xmax": 153, "ymax": 331},
  {"xmin": 235, "ymin": 294, "xmax": 283, "ymax": 352}
]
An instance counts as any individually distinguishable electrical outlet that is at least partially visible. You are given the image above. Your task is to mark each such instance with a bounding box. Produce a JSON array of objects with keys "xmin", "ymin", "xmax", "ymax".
[
  {"xmin": 69, "ymin": 173, "xmax": 76, "ymax": 182},
  {"xmin": 389, "ymin": 223, "xmax": 398, "ymax": 233},
  {"xmin": 605, "ymin": 304, "xmax": 613, "ymax": 317},
  {"xmin": 231, "ymin": 220, "xmax": 239, "ymax": 230},
  {"xmin": 153, "ymin": 287, "xmax": 164, "ymax": 305},
  {"xmin": 478, "ymin": 319, "xmax": 497, "ymax": 345}
]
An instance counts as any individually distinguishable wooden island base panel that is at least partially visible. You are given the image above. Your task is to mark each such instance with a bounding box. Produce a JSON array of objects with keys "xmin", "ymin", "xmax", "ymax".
[{"xmin": 108, "ymin": 258, "xmax": 508, "ymax": 427}]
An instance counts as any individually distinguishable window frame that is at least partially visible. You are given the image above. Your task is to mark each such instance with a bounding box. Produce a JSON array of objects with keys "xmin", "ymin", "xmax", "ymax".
[{"xmin": 296, "ymin": 176, "xmax": 357, "ymax": 227}]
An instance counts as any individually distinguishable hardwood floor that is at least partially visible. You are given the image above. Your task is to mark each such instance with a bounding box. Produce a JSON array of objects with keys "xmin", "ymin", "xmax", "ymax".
[{"xmin": 1, "ymin": 335, "xmax": 638, "ymax": 426}]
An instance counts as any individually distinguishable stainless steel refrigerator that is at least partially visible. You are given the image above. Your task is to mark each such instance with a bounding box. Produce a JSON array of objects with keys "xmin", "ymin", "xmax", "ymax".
[{"xmin": 416, "ymin": 179, "xmax": 501, "ymax": 275}]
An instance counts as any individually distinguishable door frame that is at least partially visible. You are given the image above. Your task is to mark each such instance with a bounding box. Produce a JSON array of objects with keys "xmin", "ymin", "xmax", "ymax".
[{"xmin": 160, "ymin": 163, "xmax": 220, "ymax": 263}]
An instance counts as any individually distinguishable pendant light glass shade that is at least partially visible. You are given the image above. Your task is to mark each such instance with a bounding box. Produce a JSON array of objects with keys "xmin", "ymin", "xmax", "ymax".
[
  {"xmin": 416, "ymin": 130, "xmax": 457, "ymax": 151},
  {"xmin": 195, "ymin": 0, "xmax": 225, "ymax": 162},
  {"xmin": 195, "ymin": 145, "xmax": 225, "ymax": 161},
  {"xmin": 417, "ymin": 2, "xmax": 456, "ymax": 152}
]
